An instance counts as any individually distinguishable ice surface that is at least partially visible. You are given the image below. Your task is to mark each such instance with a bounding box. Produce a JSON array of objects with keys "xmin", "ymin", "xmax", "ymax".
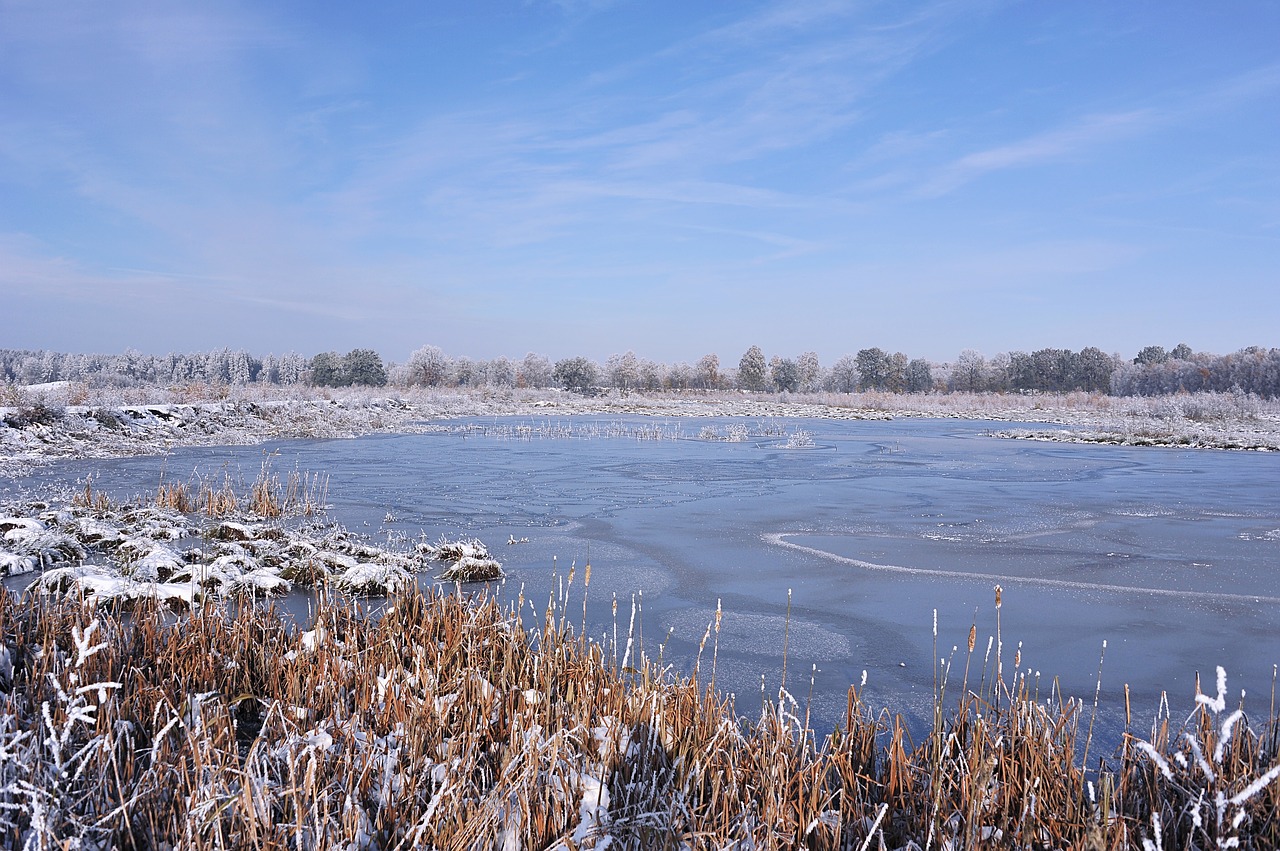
[{"xmin": 15, "ymin": 415, "xmax": 1280, "ymax": 741}]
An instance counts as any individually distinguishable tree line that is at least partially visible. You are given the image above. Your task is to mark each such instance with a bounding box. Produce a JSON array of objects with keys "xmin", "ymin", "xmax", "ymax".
[{"xmin": 2, "ymin": 343, "xmax": 1278, "ymax": 399}]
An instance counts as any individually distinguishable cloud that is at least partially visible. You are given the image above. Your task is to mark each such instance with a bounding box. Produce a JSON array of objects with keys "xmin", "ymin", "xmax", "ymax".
[
  {"xmin": 917, "ymin": 109, "xmax": 1158, "ymax": 197},
  {"xmin": 912, "ymin": 62, "xmax": 1280, "ymax": 199}
]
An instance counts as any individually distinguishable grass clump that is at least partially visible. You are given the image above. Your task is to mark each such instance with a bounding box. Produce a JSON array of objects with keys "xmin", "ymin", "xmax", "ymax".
[
  {"xmin": 247, "ymin": 458, "xmax": 330, "ymax": 518},
  {"xmin": 419, "ymin": 535, "xmax": 505, "ymax": 582}
]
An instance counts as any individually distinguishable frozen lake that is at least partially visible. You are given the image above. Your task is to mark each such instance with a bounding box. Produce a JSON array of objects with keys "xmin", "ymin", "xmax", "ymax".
[{"xmin": 10, "ymin": 415, "xmax": 1280, "ymax": 741}]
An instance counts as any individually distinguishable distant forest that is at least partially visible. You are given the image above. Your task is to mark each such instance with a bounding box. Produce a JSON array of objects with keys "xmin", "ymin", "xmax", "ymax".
[{"xmin": 2, "ymin": 343, "xmax": 1278, "ymax": 399}]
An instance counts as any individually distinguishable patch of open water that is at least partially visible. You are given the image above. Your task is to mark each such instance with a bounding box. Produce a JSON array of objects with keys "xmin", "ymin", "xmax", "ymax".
[{"xmin": 7, "ymin": 415, "xmax": 1279, "ymax": 743}]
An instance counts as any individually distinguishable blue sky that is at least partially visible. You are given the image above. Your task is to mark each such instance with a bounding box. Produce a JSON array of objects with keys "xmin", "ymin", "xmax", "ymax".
[{"xmin": 2, "ymin": 1, "xmax": 1277, "ymax": 365}]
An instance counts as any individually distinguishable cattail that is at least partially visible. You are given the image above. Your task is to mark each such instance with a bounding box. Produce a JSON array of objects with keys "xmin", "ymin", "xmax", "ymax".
[
  {"xmin": 968, "ymin": 624, "xmax": 977, "ymax": 653},
  {"xmin": 995, "ymin": 584, "xmax": 1002, "ymax": 609}
]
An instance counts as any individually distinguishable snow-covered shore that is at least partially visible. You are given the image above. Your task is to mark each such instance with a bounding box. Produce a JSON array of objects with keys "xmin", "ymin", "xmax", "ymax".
[{"xmin": 3, "ymin": 387, "xmax": 1278, "ymax": 478}]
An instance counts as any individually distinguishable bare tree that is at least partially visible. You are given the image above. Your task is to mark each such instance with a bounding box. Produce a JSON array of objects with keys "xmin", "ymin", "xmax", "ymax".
[{"xmin": 827, "ymin": 355, "xmax": 858, "ymax": 393}]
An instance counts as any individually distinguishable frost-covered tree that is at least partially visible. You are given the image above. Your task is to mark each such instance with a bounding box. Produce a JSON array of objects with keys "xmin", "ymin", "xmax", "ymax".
[
  {"xmin": 738, "ymin": 346, "xmax": 768, "ymax": 392},
  {"xmin": 637, "ymin": 358, "xmax": 665, "ymax": 391},
  {"xmin": 885, "ymin": 352, "xmax": 909, "ymax": 393},
  {"xmin": 519, "ymin": 352, "xmax": 553, "ymax": 389},
  {"xmin": 1170, "ymin": 342, "xmax": 1194, "ymax": 361},
  {"xmin": 228, "ymin": 350, "xmax": 253, "ymax": 385},
  {"xmin": 667, "ymin": 361, "xmax": 693, "ymax": 390},
  {"xmin": 770, "ymin": 357, "xmax": 800, "ymax": 393},
  {"xmin": 159, "ymin": 352, "xmax": 184, "ymax": 383},
  {"xmin": 1134, "ymin": 345, "xmax": 1169, "ymax": 366},
  {"xmin": 344, "ymin": 349, "xmax": 387, "ymax": 386},
  {"xmin": 405, "ymin": 345, "xmax": 450, "ymax": 387},
  {"xmin": 606, "ymin": 351, "xmax": 640, "ymax": 392},
  {"xmin": 36, "ymin": 350, "xmax": 60, "ymax": 383},
  {"xmin": 906, "ymin": 358, "xmax": 933, "ymax": 393},
  {"xmin": 796, "ymin": 351, "xmax": 821, "ymax": 392},
  {"xmin": 450, "ymin": 357, "xmax": 477, "ymax": 387},
  {"xmin": 486, "ymin": 356, "xmax": 517, "ymax": 388},
  {"xmin": 553, "ymin": 357, "xmax": 599, "ymax": 394},
  {"xmin": 695, "ymin": 354, "xmax": 720, "ymax": 390},
  {"xmin": 309, "ymin": 352, "xmax": 345, "ymax": 387},
  {"xmin": 260, "ymin": 354, "xmax": 281, "ymax": 384},
  {"xmin": 986, "ymin": 353, "xmax": 1012, "ymax": 392},
  {"xmin": 827, "ymin": 355, "xmax": 858, "ymax": 393},
  {"xmin": 1076, "ymin": 347, "xmax": 1115, "ymax": 392},
  {"xmin": 203, "ymin": 349, "xmax": 231, "ymax": 384},
  {"xmin": 855, "ymin": 348, "xmax": 890, "ymax": 391},
  {"xmin": 278, "ymin": 352, "xmax": 307, "ymax": 384},
  {"xmin": 950, "ymin": 350, "xmax": 988, "ymax": 393}
]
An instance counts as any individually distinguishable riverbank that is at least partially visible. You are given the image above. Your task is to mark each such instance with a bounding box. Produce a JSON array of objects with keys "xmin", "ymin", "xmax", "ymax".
[{"xmin": 4, "ymin": 387, "xmax": 1278, "ymax": 478}]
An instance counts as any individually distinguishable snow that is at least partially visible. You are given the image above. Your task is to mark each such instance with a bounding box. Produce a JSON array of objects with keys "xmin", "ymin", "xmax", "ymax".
[
  {"xmin": 28, "ymin": 564, "xmax": 199, "ymax": 606},
  {"xmin": 0, "ymin": 552, "xmax": 38, "ymax": 576},
  {"xmin": 1, "ymin": 491, "xmax": 486, "ymax": 610},
  {"xmin": 437, "ymin": 555, "xmax": 504, "ymax": 582},
  {"xmin": 130, "ymin": 545, "xmax": 184, "ymax": 582},
  {"xmin": 333, "ymin": 562, "xmax": 414, "ymax": 595}
]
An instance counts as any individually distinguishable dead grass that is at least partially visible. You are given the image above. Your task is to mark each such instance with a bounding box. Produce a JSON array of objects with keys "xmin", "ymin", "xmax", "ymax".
[
  {"xmin": 0, "ymin": 582, "xmax": 1275, "ymax": 849},
  {"xmin": 154, "ymin": 479, "xmax": 194, "ymax": 513},
  {"xmin": 248, "ymin": 458, "xmax": 330, "ymax": 518},
  {"xmin": 199, "ymin": 474, "xmax": 239, "ymax": 517},
  {"xmin": 71, "ymin": 476, "xmax": 112, "ymax": 512}
]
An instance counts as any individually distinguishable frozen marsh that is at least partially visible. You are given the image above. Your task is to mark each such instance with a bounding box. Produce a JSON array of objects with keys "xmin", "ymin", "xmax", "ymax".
[{"xmin": 1, "ymin": 390, "xmax": 1279, "ymax": 847}]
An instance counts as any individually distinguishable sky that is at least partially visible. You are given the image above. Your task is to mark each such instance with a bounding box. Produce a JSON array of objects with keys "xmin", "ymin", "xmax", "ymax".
[{"xmin": 1, "ymin": 0, "xmax": 1277, "ymax": 365}]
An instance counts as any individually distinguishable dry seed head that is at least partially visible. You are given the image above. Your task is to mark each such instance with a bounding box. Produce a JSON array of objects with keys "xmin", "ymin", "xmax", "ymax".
[
  {"xmin": 968, "ymin": 625, "xmax": 977, "ymax": 653},
  {"xmin": 995, "ymin": 584, "xmax": 1002, "ymax": 609}
]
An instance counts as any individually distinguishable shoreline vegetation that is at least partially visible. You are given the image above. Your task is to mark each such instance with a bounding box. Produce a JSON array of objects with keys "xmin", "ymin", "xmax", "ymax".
[
  {"xmin": 2, "ymin": 385, "xmax": 1278, "ymax": 480},
  {"xmin": 2, "ymin": 389, "xmax": 1279, "ymax": 846},
  {"xmin": 0, "ymin": 558, "xmax": 1278, "ymax": 848}
]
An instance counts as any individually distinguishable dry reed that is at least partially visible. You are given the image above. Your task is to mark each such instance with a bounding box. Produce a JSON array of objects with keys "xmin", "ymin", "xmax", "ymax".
[{"xmin": 0, "ymin": 581, "xmax": 1275, "ymax": 850}]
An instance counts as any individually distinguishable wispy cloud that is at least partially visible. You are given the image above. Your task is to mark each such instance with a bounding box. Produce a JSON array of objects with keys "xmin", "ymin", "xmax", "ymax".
[
  {"xmin": 911, "ymin": 62, "xmax": 1280, "ymax": 199},
  {"xmin": 917, "ymin": 109, "xmax": 1158, "ymax": 197}
]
